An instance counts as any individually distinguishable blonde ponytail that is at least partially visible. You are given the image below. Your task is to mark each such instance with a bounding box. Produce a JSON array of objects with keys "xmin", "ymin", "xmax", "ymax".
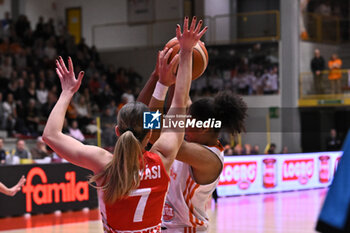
[{"xmin": 89, "ymin": 131, "xmax": 143, "ymax": 203}]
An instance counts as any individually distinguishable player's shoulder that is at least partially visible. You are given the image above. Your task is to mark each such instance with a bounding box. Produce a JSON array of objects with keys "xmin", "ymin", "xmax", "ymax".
[{"xmin": 144, "ymin": 150, "xmax": 162, "ymax": 164}]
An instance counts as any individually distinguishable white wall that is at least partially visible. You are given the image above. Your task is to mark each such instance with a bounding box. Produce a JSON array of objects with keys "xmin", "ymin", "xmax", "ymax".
[
  {"xmin": 23, "ymin": 0, "xmax": 57, "ymax": 27},
  {"xmin": 54, "ymin": 0, "xmax": 183, "ymax": 49},
  {"xmin": 20, "ymin": 0, "xmax": 235, "ymax": 49},
  {"xmin": 204, "ymin": 0, "xmax": 230, "ymax": 43},
  {"xmin": 241, "ymin": 95, "xmax": 282, "ymax": 153},
  {"xmin": 0, "ymin": 0, "xmax": 11, "ymax": 19},
  {"xmin": 99, "ymin": 46, "xmax": 161, "ymax": 83}
]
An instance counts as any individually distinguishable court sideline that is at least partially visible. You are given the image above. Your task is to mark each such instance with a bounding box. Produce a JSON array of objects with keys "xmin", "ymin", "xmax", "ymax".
[{"xmin": 0, "ymin": 188, "xmax": 326, "ymax": 233}]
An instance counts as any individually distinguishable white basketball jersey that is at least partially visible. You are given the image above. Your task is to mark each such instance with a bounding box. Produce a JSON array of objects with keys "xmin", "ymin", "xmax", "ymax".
[{"xmin": 162, "ymin": 143, "xmax": 224, "ymax": 233}]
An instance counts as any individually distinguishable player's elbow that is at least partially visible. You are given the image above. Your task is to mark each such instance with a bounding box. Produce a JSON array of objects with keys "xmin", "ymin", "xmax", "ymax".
[{"xmin": 42, "ymin": 132, "xmax": 58, "ymax": 147}]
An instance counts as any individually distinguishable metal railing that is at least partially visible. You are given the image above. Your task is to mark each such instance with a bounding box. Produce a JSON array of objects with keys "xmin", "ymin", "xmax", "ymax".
[
  {"xmin": 302, "ymin": 13, "xmax": 343, "ymax": 43},
  {"xmin": 91, "ymin": 11, "xmax": 280, "ymax": 50},
  {"xmin": 299, "ymin": 69, "xmax": 350, "ymax": 99}
]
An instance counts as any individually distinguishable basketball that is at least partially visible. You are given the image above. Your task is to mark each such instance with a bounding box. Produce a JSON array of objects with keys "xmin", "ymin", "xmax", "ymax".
[{"xmin": 164, "ymin": 37, "xmax": 208, "ymax": 80}]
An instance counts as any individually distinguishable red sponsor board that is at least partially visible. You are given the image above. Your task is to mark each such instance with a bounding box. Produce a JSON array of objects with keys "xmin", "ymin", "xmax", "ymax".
[
  {"xmin": 319, "ymin": 156, "xmax": 331, "ymax": 183},
  {"xmin": 22, "ymin": 167, "xmax": 89, "ymax": 212},
  {"xmin": 219, "ymin": 161, "xmax": 257, "ymax": 189},
  {"xmin": 262, "ymin": 158, "xmax": 277, "ymax": 188},
  {"xmin": 0, "ymin": 163, "xmax": 98, "ymax": 217},
  {"xmin": 282, "ymin": 158, "xmax": 314, "ymax": 184}
]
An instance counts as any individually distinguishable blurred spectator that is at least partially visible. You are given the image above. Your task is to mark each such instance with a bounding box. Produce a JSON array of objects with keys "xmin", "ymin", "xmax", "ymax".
[
  {"xmin": 7, "ymin": 139, "xmax": 31, "ymax": 164},
  {"xmin": 24, "ymin": 99, "xmax": 40, "ymax": 136},
  {"xmin": 267, "ymin": 143, "xmax": 276, "ymax": 154},
  {"xmin": 3, "ymin": 93, "xmax": 17, "ymax": 136},
  {"xmin": 34, "ymin": 16, "xmax": 45, "ymax": 38},
  {"xmin": 326, "ymin": 129, "xmax": 342, "ymax": 151},
  {"xmin": 74, "ymin": 95, "xmax": 92, "ymax": 130},
  {"xmin": 311, "ymin": 49, "xmax": 325, "ymax": 94},
  {"xmin": 31, "ymin": 136, "xmax": 51, "ymax": 163},
  {"xmin": 36, "ymin": 80, "xmax": 48, "ymax": 106},
  {"xmin": 281, "ymin": 146, "xmax": 288, "ymax": 154},
  {"xmin": 97, "ymin": 84, "xmax": 115, "ymax": 110},
  {"xmin": 62, "ymin": 118, "xmax": 70, "ymax": 134},
  {"xmin": 233, "ymin": 144, "xmax": 244, "ymax": 155},
  {"xmin": 315, "ymin": 1, "xmax": 332, "ymax": 16},
  {"xmin": 328, "ymin": 54, "xmax": 342, "ymax": 94},
  {"xmin": 128, "ymin": 67, "xmax": 142, "ymax": 87},
  {"xmin": 14, "ymin": 50, "xmax": 27, "ymax": 71},
  {"xmin": 69, "ymin": 120, "xmax": 85, "ymax": 143},
  {"xmin": 0, "ymin": 137, "xmax": 6, "ymax": 164},
  {"xmin": 244, "ymin": 144, "xmax": 252, "ymax": 155},
  {"xmin": 1, "ymin": 12, "xmax": 12, "ymax": 36},
  {"xmin": 0, "ymin": 92, "xmax": 4, "ymax": 129},
  {"xmin": 44, "ymin": 40, "xmax": 57, "ymax": 61},
  {"xmin": 224, "ymin": 145, "xmax": 233, "ymax": 156},
  {"xmin": 100, "ymin": 108, "xmax": 117, "ymax": 149},
  {"xmin": 42, "ymin": 91, "xmax": 57, "ymax": 118},
  {"xmin": 121, "ymin": 89, "xmax": 135, "ymax": 103},
  {"xmin": 66, "ymin": 100, "xmax": 78, "ymax": 122},
  {"xmin": 262, "ymin": 67, "xmax": 279, "ymax": 94},
  {"xmin": 15, "ymin": 15, "xmax": 31, "ymax": 39},
  {"xmin": 252, "ymin": 145, "xmax": 260, "ymax": 154},
  {"xmin": 1, "ymin": 56, "xmax": 13, "ymax": 80},
  {"xmin": 235, "ymin": 74, "xmax": 250, "ymax": 95}
]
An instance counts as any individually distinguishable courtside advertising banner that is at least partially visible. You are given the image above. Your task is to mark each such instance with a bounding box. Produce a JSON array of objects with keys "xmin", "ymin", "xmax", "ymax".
[
  {"xmin": 217, "ymin": 151, "xmax": 342, "ymax": 196},
  {"xmin": 0, "ymin": 163, "xmax": 98, "ymax": 217}
]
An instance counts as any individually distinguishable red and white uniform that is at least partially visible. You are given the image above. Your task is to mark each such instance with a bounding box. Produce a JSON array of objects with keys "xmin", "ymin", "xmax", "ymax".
[
  {"xmin": 98, "ymin": 151, "xmax": 170, "ymax": 233},
  {"xmin": 162, "ymin": 143, "xmax": 224, "ymax": 233}
]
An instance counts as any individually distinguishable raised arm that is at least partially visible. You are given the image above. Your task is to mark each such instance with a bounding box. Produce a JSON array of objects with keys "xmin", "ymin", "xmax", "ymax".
[
  {"xmin": 42, "ymin": 57, "xmax": 112, "ymax": 174},
  {"xmin": 150, "ymin": 17, "xmax": 207, "ymax": 171},
  {"xmin": 148, "ymin": 47, "xmax": 179, "ymax": 144},
  {"xmin": 136, "ymin": 52, "xmax": 160, "ymax": 106}
]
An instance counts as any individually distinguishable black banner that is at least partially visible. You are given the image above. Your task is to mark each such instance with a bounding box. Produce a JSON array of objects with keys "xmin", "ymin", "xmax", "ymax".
[{"xmin": 0, "ymin": 163, "xmax": 98, "ymax": 217}]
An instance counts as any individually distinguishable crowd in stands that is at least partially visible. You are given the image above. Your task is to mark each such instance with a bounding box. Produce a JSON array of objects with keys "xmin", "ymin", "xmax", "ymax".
[
  {"xmin": 222, "ymin": 142, "xmax": 289, "ymax": 156},
  {"xmin": 191, "ymin": 43, "xmax": 279, "ymax": 99},
  {"xmin": 307, "ymin": 0, "xmax": 348, "ymax": 18},
  {"xmin": 301, "ymin": 0, "xmax": 350, "ymax": 41},
  {"xmin": 0, "ymin": 137, "xmax": 53, "ymax": 165},
  {"xmin": 0, "ymin": 12, "xmax": 282, "ymax": 165},
  {"xmin": 0, "ymin": 12, "xmax": 143, "ymax": 140}
]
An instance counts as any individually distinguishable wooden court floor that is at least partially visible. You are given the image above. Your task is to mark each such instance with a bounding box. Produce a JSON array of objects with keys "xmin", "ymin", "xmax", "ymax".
[{"xmin": 0, "ymin": 188, "xmax": 327, "ymax": 233}]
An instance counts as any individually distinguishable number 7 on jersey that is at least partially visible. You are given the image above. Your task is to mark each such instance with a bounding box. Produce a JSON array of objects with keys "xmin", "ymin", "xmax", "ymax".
[{"xmin": 129, "ymin": 188, "xmax": 151, "ymax": 222}]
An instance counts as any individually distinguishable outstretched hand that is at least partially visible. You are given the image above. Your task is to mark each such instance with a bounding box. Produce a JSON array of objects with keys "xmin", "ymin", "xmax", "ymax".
[
  {"xmin": 158, "ymin": 47, "xmax": 179, "ymax": 87},
  {"xmin": 176, "ymin": 16, "xmax": 208, "ymax": 52},
  {"xmin": 56, "ymin": 56, "xmax": 84, "ymax": 94},
  {"xmin": 8, "ymin": 175, "xmax": 26, "ymax": 196}
]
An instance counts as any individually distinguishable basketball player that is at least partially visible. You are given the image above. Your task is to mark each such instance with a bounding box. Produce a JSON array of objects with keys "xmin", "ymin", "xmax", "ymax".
[
  {"xmin": 138, "ymin": 36, "xmax": 247, "ymax": 233},
  {"xmin": 42, "ymin": 17, "xmax": 207, "ymax": 233},
  {"xmin": 0, "ymin": 175, "xmax": 26, "ymax": 196}
]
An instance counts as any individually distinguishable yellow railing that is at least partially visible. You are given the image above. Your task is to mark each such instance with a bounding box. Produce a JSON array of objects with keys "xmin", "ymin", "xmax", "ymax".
[
  {"xmin": 211, "ymin": 10, "xmax": 280, "ymax": 44},
  {"xmin": 302, "ymin": 13, "xmax": 341, "ymax": 43},
  {"xmin": 299, "ymin": 69, "xmax": 350, "ymax": 106},
  {"xmin": 91, "ymin": 11, "xmax": 280, "ymax": 49}
]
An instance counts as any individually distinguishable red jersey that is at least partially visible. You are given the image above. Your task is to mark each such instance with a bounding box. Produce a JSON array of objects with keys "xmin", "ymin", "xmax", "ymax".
[{"xmin": 98, "ymin": 151, "xmax": 170, "ymax": 233}]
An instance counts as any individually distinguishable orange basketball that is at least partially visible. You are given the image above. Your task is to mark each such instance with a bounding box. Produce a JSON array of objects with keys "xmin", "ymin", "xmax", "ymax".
[{"xmin": 164, "ymin": 37, "xmax": 208, "ymax": 80}]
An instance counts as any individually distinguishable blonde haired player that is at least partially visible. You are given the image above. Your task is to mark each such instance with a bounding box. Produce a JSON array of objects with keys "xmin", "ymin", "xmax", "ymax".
[
  {"xmin": 43, "ymin": 17, "xmax": 207, "ymax": 233},
  {"xmin": 138, "ymin": 18, "xmax": 247, "ymax": 233}
]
